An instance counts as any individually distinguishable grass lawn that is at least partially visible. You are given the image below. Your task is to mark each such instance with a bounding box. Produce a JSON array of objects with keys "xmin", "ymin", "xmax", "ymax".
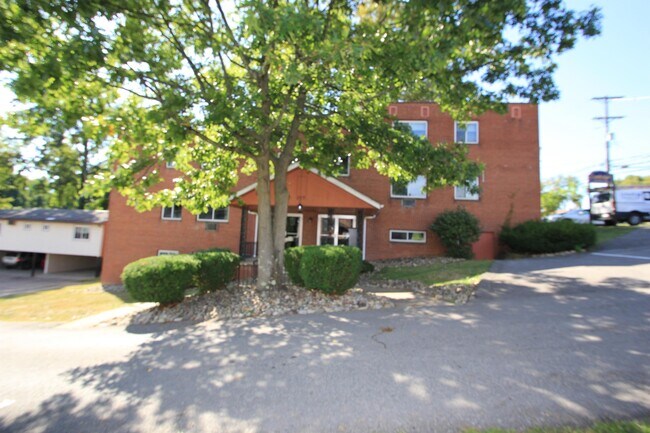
[
  {"xmin": 594, "ymin": 224, "xmax": 639, "ymax": 246},
  {"xmin": 465, "ymin": 419, "xmax": 650, "ymax": 433},
  {"xmin": 377, "ymin": 260, "xmax": 492, "ymax": 286},
  {"xmin": 0, "ymin": 281, "xmax": 134, "ymax": 322}
]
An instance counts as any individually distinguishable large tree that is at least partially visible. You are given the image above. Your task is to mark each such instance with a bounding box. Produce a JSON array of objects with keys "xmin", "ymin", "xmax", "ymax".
[
  {"xmin": 0, "ymin": 0, "xmax": 599, "ymax": 286},
  {"xmin": 541, "ymin": 175, "xmax": 583, "ymax": 216}
]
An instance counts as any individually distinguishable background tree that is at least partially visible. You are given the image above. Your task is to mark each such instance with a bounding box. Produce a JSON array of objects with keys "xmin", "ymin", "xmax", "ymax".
[
  {"xmin": 0, "ymin": 141, "xmax": 25, "ymax": 209},
  {"xmin": 0, "ymin": 0, "xmax": 600, "ymax": 286},
  {"xmin": 617, "ymin": 175, "xmax": 650, "ymax": 186},
  {"xmin": 541, "ymin": 175, "xmax": 584, "ymax": 216}
]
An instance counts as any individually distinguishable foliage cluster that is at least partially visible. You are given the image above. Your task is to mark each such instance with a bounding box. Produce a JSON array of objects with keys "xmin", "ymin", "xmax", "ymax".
[
  {"xmin": 541, "ymin": 175, "xmax": 583, "ymax": 216},
  {"xmin": 122, "ymin": 250, "xmax": 240, "ymax": 304},
  {"xmin": 284, "ymin": 246, "xmax": 362, "ymax": 295},
  {"xmin": 500, "ymin": 220, "xmax": 596, "ymax": 254},
  {"xmin": 430, "ymin": 207, "xmax": 482, "ymax": 259}
]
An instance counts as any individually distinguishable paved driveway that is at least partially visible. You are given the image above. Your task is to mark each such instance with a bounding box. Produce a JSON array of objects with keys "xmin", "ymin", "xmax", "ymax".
[
  {"xmin": 0, "ymin": 269, "xmax": 97, "ymax": 297},
  {"xmin": 0, "ymin": 230, "xmax": 648, "ymax": 433}
]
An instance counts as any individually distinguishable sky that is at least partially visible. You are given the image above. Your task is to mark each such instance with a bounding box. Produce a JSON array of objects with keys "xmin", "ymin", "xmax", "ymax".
[
  {"xmin": 539, "ymin": 0, "xmax": 650, "ymax": 187},
  {"xmin": 2, "ymin": 1, "xmax": 649, "ymax": 190}
]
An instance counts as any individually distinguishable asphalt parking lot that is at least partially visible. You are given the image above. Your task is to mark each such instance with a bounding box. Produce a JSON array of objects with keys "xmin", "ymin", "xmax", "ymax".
[{"xmin": 0, "ymin": 268, "xmax": 98, "ymax": 297}]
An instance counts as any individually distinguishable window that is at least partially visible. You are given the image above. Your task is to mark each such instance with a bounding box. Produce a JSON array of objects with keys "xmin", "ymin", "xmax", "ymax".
[
  {"xmin": 391, "ymin": 176, "xmax": 427, "ymax": 199},
  {"xmin": 197, "ymin": 207, "xmax": 229, "ymax": 222},
  {"xmin": 390, "ymin": 230, "xmax": 427, "ymax": 243},
  {"xmin": 42, "ymin": 225, "xmax": 50, "ymax": 232},
  {"xmin": 396, "ymin": 120, "xmax": 427, "ymax": 138},
  {"xmin": 455, "ymin": 121, "xmax": 479, "ymax": 144},
  {"xmin": 391, "ymin": 121, "xmax": 428, "ymax": 199},
  {"xmin": 165, "ymin": 161, "xmax": 176, "ymax": 169},
  {"xmin": 74, "ymin": 226, "xmax": 90, "ymax": 240},
  {"xmin": 162, "ymin": 205, "xmax": 182, "ymax": 220},
  {"xmin": 24, "ymin": 224, "xmax": 31, "ymax": 231},
  {"xmin": 454, "ymin": 178, "xmax": 480, "ymax": 201},
  {"xmin": 158, "ymin": 250, "xmax": 179, "ymax": 256},
  {"xmin": 335, "ymin": 155, "xmax": 350, "ymax": 176},
  {"xmin": 644, "ymin": 192, "xmax": 650, "ymax": 201}
]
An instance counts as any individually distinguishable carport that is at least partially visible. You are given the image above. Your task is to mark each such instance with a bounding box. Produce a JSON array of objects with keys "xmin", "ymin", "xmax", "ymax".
[{"xmin": 0, "ymin": 209, "xmax": 108, "ymax": 277}]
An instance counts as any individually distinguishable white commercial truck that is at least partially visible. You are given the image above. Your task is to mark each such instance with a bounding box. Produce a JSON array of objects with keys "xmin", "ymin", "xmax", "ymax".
[{"xmin": 588, "ymin": 171, "xmax": 650, "ymax": 226}]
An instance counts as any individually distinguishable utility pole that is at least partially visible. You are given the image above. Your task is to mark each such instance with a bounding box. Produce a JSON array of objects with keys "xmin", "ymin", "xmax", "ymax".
[{"xmin": 593, "ymin": 96, "xmax": 624, "ymax": 173}]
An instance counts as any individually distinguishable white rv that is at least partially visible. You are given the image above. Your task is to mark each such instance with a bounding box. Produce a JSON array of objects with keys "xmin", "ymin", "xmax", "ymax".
[{"xmin": 591, "ymin": 186, "xmax": 650, "ymax": 225}]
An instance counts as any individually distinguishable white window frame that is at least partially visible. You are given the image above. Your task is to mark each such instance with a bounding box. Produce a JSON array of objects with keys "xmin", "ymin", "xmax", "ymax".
[
  {"xmin": 161, "ymin": 205, "xmax": 182, "ymax": 221},
  {"xmin": 158, "ymin": 250, "xmax": 179, "ymax": 256},
  {"xmin": 454, "ymin": 177, "xmax": 480, "ymax": 201},
  {"xmin": 317, "ymin": 214, "xmax": 357, "ymax": 246},
  {"xmin": 196, "ymin": 206, "xmax": 229, "ymax": 222},
  {"xmin": 454, "ymin": 121, "xmax": 479, "ymax": 144},
  {"xmin": 390, "ymin": 175, "xmax": 427, "ymax": 199},
  {"xmin": 74, "ymin": 226, "xmax": 90, "ymax": 240},
  {"xmin": 336, "ymin": 154, "xmax": 351, "ymax": 177},
  {"xmin": 396, "ymin": 120, "xmax": 428, "ymax": 138},
  {"xmin": 389, "ymin": 230, "xmax": 427, "ymax": 244}
]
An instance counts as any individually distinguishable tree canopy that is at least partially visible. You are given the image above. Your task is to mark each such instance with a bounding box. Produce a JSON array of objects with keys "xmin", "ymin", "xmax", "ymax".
[
  {"xmin": 541, "ymin": 175, "xmax": 584, "ymax": 216},
  {"xmin": 0, "ymin": 0, "xmax": 601, "ymax": 285}
]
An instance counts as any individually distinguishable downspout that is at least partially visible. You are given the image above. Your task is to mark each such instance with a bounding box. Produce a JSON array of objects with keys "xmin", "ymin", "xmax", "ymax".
[{"xmin": 362, "ymin": 213, "xmax": 379, "ymax": 260}]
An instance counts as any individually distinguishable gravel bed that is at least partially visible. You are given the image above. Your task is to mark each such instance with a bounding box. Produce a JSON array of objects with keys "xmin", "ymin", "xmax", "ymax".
[{"xmin": 106, "ymin": 256, "xmax": 479, "ymax": 326}]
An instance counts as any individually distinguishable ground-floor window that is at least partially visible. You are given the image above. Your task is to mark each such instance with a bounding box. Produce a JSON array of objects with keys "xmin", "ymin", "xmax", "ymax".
[
  {"xmin": 157, "ymin": 250, "xmax": 179, "ymax": 256},
  {"xmin": 389, "ymin": 230, "xmax": 426, "ymax": 243}
]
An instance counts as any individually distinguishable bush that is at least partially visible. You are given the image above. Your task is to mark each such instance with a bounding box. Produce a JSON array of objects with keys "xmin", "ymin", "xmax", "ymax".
[
  {"xmin": 122, "ymin": 254, "xmax": 199, "ymax": 305},
  {"xmin": 430, "ymin": 207, "xmax": 481, "ymax": 259},
  {"xmin": 361, "ymin": 260, "xmax": 375, "ymax": 273},
  {"xmin": 284, "ymin": 246, "xmax": 308, "ymax": 286},
  {"xmin": 286, "ymin": 245, "xmax": 361, "ymax": 295},
  {"xmin": 193, "ymin": 249, "xmax": 240, "ymax": 293},
  {"xmin": 500, "ymin": 219, "xmax": 596, "ymax": 254}
]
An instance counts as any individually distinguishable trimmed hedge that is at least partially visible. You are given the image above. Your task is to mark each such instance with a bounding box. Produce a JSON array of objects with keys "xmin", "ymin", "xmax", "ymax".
[
  {"xmin": 500, "ymin": 219, "xmax": 596, "ymax": 254},
  {"xmin": 430, "ymin": 207, "xmax": 481, "ymax": 259},
  {"xmin": 194, "ymin": 249, "xmax": 240, "ymax": 293},
  {"xmin": 285, "ymin": 245, "xmax": 362, "ymax": 295},
  {"xmin": 122, "ymin": 254, "xmax": 199, "ymax": 305}
]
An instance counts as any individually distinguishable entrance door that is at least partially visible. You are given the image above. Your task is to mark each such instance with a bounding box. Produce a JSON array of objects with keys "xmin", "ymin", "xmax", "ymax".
[
  {"xmin": 285, "ymin": 214, "xmax": 302, "ymax": 248},
  {"xmin": 317, "ymin": 215, "xmax": 356, "ymax": 246}
]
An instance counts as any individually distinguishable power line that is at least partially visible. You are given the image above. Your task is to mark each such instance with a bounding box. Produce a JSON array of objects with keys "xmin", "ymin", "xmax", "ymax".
[{"xmin": 592, "ymin": 95, "xmax": 624, "ymax": 172}]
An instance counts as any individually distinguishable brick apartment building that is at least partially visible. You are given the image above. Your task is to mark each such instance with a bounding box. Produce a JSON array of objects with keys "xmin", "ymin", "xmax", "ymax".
[{"xmin": 101, "ymin": 102, "xmax": 540, "ymax": 284}]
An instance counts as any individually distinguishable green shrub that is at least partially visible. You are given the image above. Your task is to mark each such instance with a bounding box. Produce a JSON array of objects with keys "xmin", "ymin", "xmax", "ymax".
[
  {"xmin": 122, "ymin": 254, "xmax": 199, "ymax": 305},
  {"xmin": 284, "ymin": 246, "xmax": 308, "ymax": 286},
  {"xmin": 299, "ymin": 246, "xmax": 362, "ymax": 295},
  {"xmin": 500, "ymin": 219, "xmax": 596, "ymax": 254},
  {"xmin": 361, "ymin": 260, "xmax": 375, "ymax": 273},
  {"xmin": 193, "ymin": 250, "xmax": 240, "ymax": 293},
  {"xmin": 430, "ymin": 207, "xmax": 481, "ymax": 259}
]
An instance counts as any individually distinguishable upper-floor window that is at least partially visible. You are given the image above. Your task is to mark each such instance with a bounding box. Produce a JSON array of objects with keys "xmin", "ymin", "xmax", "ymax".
[
  {"xmin": 165, "ymin": 161, "xmax": 176, "ymax": 169},
  {"xmin": 197, "ymin": 207, "xmax": 229, "ymax": 222},
  {"xmin": 162, "ymin": 205, "xmax": 182, "ymax": 220},
  {"xmin": 454, "ymin": 178, "xmax": 480, "ymax": 201},
  {"xmin": 455, "ymin": 121, "xmax": 479, "ymax": 144},
  {"xmin": 74, "ymin": 226, "xmax": 90, "ymax": 240},
  {"xmin": 335, "ymin": 155, "xmax": 350, "ymax": 177},
  {"xmin": 391, "ymin": 176, "xmax": 427, "ymax": 199},
  {"xmin": 391, "ymin": 121, "xmax": 428, "ymax": 199}
]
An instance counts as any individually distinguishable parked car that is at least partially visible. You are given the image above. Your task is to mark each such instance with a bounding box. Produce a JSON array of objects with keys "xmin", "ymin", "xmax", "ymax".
[
  {"xmin": 2, "ymin": 252, "xmax": 44, "ymax": 270},
  {"xmin": 545, "ymin": 209, "xmax": 591, "ymax": 224}
]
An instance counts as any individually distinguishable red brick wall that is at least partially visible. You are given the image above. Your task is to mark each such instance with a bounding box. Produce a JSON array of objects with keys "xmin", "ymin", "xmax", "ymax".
[{"xmin": 102, "ymin": 102, "xmax": 540, "ymax": 283}]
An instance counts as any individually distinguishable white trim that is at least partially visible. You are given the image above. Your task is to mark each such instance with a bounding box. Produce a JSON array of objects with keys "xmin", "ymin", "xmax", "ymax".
[
  {"xmin": 161, "ymin": 205, "xmax": 182, "ymax": 220},
  {"xmin": 158, "ymin": 250, "xmax": 179, "ymax": 256},
  {"xmin": 363, "ymin": 214, "xmax": 378, "ymax": 260},
  {"xmin": 454, "ymin": 121, "xmax": 479, "ymax": 144},
  {"xmin": 233, "ymin": 164, "xmax": 383, "ymax": 210},
  {"xmin": 389, "ymin": 229, "xmax": 427, "ymax": 243},
  {"xmin": 252, "ymin": 211, "xmax": 259, "ymax": 257},
  {"xmin": 317, "ymin": 214, "xmax": 357, "ymax": 246},
  {"xmin": 196, "ymin": 207, "xmax": 229, "ymax": 223}
]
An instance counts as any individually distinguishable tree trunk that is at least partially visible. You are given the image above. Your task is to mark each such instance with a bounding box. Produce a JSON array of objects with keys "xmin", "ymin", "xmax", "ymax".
[
  {"xmin": 256, "ymin": 158, "xmax": 274, "ymax": 287},
  {"xmin": 271, "ymin": 159, "xmax": 291, "ymax": 286}
]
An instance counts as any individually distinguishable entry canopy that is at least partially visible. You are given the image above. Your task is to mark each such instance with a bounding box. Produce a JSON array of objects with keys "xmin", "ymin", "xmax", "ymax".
[{"xmin": 234, "ymin": 166, "xmax": 383, "ymax": 210}]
